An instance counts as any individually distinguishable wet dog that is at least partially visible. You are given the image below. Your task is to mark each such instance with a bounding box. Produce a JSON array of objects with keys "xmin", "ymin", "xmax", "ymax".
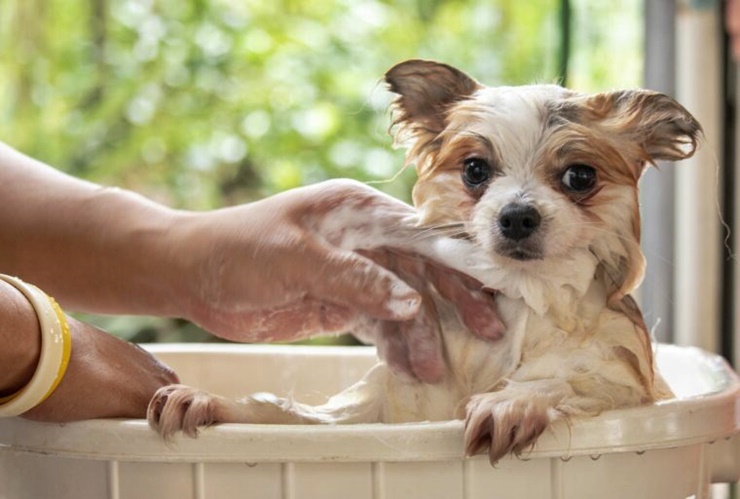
[{"xmin": 148, "ymin": 60, "xmax": 701, "ymax": 463}]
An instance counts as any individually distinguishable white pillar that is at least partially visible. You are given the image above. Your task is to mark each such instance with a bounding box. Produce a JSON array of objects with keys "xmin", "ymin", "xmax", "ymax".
[
  {"xmin": 674, "ymin": 4, "xmax": 723, "ymax": 352},
  {"xmin": 641, "ymin": 0, "xmax": 676, "ymax": 343}
]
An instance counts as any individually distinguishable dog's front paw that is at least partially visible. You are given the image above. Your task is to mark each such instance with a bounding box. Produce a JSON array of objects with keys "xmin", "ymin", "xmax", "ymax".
[
  {"xmin": 147, "ymin": 384, "xmax": 225, "ymax": 440},
  {"xmin": 464, "ymin": 393, "xmax": 552, "ymax": 464}
]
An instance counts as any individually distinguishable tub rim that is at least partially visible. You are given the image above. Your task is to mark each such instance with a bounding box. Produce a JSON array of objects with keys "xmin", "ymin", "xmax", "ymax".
[{"xmin": 0, "ymin": 343, "xmax": 737, "ymax": 464}]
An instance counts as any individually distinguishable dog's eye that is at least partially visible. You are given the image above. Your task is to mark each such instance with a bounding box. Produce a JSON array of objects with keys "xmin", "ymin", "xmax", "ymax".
[
  {"xmin": 561, "ymin": 164, "xmax": 597, "ymax": 192},
  {"xmin": 462, "ymin": 158, "xmax": 492, "ymax": 188}
]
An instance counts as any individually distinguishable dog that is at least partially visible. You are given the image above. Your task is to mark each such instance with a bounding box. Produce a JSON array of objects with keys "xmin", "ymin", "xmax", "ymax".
[{"xmin": 147, "ymin": 59, "xmax": 701, "ymax": 464}]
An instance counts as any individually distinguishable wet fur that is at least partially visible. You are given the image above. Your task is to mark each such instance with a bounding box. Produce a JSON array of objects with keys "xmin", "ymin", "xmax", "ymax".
[{"xmin": 148, "ymin": 60, "xmax": 701, "ymax": 464}]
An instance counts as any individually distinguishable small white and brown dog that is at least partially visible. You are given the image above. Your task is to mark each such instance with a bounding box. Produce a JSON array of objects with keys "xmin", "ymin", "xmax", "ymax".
[{"xmin": 147, "ymin": 60, "xmax": 701, "ymax": 463}]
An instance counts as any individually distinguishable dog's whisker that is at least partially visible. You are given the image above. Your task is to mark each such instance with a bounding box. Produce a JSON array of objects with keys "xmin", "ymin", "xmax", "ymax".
[
  {"xmin": 409, "ymin": 222, "xmax": 467, "ymax": 233},
  {"xmin": 411, "ymin": 227, "xmax": 467, "ymax": 238},
  {"xmin": 407, "ymin": 223, "xmax": 471, "ymax": 241}
]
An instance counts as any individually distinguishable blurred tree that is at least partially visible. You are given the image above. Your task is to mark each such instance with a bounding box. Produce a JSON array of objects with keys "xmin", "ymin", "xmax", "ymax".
[{"xmin": 0, "ymin": 0, "xmax": 641, "ymax": 341}]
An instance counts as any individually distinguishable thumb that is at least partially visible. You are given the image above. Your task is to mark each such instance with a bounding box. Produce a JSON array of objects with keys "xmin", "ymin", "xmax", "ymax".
[{"xmin": 306, "ymin": 244, "xmax": 422, "ymax": 321}]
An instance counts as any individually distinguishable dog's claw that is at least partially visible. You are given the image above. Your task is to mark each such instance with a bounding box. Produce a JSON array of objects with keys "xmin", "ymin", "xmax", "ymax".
[
  {"xmin": 463, "ymin": 403, "xmax": 493, "ymax": 457},
  {"xmin": 148, "ymin": 391, "xmax": 168, "ymax": 427},
  {"xmin": 147, "ymin": 384, "xmax": 218, "ymax": 440},
  {"xmin": 464, "ymin": 394, "xmax": 551, "ymax": 465}
]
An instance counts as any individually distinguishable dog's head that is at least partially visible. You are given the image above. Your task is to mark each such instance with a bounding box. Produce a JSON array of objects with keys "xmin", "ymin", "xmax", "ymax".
[{"xmin": 386, "ymin": 59, "xmax": 701, "ymax": 304}]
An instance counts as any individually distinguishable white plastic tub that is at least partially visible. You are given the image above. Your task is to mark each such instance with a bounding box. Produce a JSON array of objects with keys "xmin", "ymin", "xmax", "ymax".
[{"xmin": 0, "ymin": 343, "xmax": 738, "ymax": 499}]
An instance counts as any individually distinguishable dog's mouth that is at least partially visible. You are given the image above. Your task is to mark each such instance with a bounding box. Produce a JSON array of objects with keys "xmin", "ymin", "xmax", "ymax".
[
  {"xmin": 495, "ymin": 241, "xmax": 544, "ymax": 261},
  {"xmin": 501, "ymin": 249, "xmax": 543, "ymax": 261},
  {"xmin": 506, "ymin": 249, "xmax": 542, "ymax": 261}
]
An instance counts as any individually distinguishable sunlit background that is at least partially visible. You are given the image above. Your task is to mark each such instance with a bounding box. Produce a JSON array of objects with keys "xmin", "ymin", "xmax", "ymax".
[{"xmin": 0, "ymin": 0, "xmax": 643, "ymax": 341}]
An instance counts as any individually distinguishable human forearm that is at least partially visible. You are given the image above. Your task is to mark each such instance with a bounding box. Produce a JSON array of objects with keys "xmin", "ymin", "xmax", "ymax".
[
  {"xmin": 0, "ymin": 142, "xmax": 186, "ymax": 316},
  {"xmin": 0, "ymin": 147, "xmax": 504, "ymax": 383},
  {"xmin": 0, "ymin": 279, "xmax": 178, "ymax": 421},
  {"xmin": 23, "ymin": 316, "xmax": 178, "ymax": 421}
]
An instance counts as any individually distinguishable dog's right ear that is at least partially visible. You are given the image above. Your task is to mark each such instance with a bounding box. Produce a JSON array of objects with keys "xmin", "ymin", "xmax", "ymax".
[{"xmin": 385, "ymin": 60, "xmax": 480, "ymax": 149}]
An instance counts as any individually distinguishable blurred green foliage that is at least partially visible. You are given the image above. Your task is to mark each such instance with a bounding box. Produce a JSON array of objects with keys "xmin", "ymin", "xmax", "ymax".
[{"xmin": 0, "ymin": 0, "xmax": 641, "ymax": 341}]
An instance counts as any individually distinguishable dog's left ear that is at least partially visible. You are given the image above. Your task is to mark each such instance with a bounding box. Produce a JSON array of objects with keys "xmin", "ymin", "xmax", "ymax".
[{"xmin": 586, "ymin": 89, "xmax": 703, "ymax": 168}]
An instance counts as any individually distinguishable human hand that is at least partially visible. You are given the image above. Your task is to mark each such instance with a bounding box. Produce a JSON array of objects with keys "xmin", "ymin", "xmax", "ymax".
[
  {"xmin": 23, "ymin": 317, "xmax": 178, "ymax": 421},
  {"xmin": 174, "ymin": 179, "xmax": 503, "ymax": 382},
  {"xmin": 177, "ymin": 179, "xmax": 423, "ymax": 341},
  {"xmin": 353, "ymin": 248, "xmax": 503, "ymax": 382}
]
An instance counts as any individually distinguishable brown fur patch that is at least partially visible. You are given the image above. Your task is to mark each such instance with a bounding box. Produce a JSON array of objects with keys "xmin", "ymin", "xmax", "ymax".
[
  {"xmin": 385, "ymin": 59, "xmax": 481, "ymax": 173},
  {"xmin": 411, "ymin": 131, "xmax": 497, "ymax": 225},
  {"xmin": 551, "ymin": 90, "xmax": 703, "ymax": 169},
  {"xmin": 609, "ymin": 295, "xmax": 656, "ymax": 398},
  {"xmin": 541, "ymin": 90, "xmax": 702, "ymax": 300}
]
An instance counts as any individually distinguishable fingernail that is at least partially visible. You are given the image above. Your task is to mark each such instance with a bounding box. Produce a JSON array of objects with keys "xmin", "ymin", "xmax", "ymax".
[
  {"xmin": 485, "ymin": 317, "xmax": 506, "ymax": 340},
  {"xmin": 385, "ymin": 282, "xmax": 421, "ymax": 319},
  {"xmin": 468, "ymin": 310, "xmax": 505, "ymax": 341},
  {"xmin": 418, "ymin": 362, "xmax": 445, "ymax": 384}
]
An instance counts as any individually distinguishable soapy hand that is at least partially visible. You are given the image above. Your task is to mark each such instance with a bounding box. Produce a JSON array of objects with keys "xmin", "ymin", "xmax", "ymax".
[
  {"xmin": 177, "ymin": 179, "xmax": 503, "ymax": 382},
  {"xmin": 354, "ymin": 247, "xmax": 504, "ymax": 382}
]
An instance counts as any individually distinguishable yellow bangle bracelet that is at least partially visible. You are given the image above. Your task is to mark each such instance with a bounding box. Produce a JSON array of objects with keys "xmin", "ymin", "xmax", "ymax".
[{"xmin": 0, "ymin": 275, "xmax": 72, "ymax": 417}]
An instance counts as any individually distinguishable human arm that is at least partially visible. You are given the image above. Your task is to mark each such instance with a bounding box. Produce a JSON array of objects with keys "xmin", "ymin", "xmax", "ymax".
[
  {"xmin": 0, "ymin": 142, "xmax": 424, "ymax": 323},
  {"xmin": 0, "ymin": 141, "xmax": 185, "ymax": 317},
  {"xmin": 0, "ymin": 279, "xmax": 178, "ymax": 421},
  {"xmin": 141, "ymin": 179, "xmax": 503, "ymax": 381},
  {"xmin": 0, "ymin": 142, "xmax": 502, "ymax": 382}
]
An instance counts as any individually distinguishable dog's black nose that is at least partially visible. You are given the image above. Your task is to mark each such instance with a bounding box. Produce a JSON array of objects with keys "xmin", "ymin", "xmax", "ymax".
[{"xmin": 498, "ymin": 203, "xmax": 541, "ymax": 240}]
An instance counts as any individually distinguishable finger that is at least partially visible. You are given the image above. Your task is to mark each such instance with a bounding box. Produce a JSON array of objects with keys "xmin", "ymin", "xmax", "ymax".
[
  {"xmin": 305, "ymin": 242, "xmax": 422, "ymax": 321},
  {"xmin": 199, "ymin": 301, "xmax": 358, "ymax": 343},
  {"xmin": 375, "ymin": 320, "xmax": 416, "ymax": 382},
  {"xmin": 361, "ymin": 248, "xmax": 446, "ymax": 382},
  {"xmin": 304, "ymin": 180, "xmax": 421, "ymax": 249},
  {"xmin": 388, "ymin": 252, "xmax": 445, "ymax": 383},
  {"xmin": 350, "ymin": 314, "xmax": 381, "ymax": 346},
  {"xmin": 427, "ymin": 264, "xmax": 504, "ymax": 341},
  {"xmin": 402, "ymin": 300, "xmax": 445, "ymax": 383},
  {"xmin": 309, "ymin": 179, "xmax": 417, "ymax": 220}
]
